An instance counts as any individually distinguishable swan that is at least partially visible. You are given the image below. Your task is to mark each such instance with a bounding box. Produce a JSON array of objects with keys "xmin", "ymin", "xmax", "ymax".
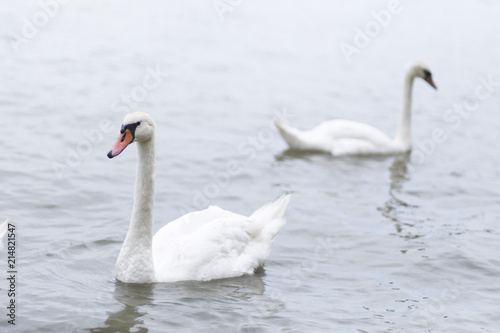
[
  {"xmin": 107, "ymin": 112, "xmax": 290, "ymax": 283},
  {"xmin": 275, "ymin": 61, "xmax": 437, "ymax": 156}
]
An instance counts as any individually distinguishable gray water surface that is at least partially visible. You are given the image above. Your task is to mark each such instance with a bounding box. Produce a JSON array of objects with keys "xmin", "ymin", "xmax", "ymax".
[{"xmin": 1, "ymin": 1, "xmax": 500, "ymax": 332}]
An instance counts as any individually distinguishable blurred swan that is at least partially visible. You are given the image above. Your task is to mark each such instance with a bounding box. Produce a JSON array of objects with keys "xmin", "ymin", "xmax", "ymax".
[
  {"xmin": 275, "ymin": 61, "xmax": 437, "ymax": 156},
  {"xmin": 107, "ymin": 112, "xmax": 290, "ymax": 283}
]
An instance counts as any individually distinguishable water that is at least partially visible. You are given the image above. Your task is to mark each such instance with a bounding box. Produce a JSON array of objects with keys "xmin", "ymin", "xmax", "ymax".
[{"xmin": 1, "ymin": 0, "xmax": 500, "ymax": 332}]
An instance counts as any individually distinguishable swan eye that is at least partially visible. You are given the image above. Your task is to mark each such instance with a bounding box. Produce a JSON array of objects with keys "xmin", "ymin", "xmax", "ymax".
[{"xmin": 120, "ymin": 121, "xmax": 141, "ymax": 138}]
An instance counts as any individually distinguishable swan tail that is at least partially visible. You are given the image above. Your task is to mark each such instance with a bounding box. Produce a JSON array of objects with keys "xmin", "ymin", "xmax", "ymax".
[
  {"xmin": 275, "ymin": 120, "xmax": 323, "ymax": 151},
  {"xmin": 274, "ymin": 120, "xmax": 307, "ymax": 150},
  {"xmin": 251, "ymin": 194, "xmax": 290, "ymax": 240},
  {"xmin": 250, "ymin": 193, "xmax": 291, "ymax": 223},
  {"xmin": 246, "ymin": 194, "xmax": 290, "ymax": 270}
]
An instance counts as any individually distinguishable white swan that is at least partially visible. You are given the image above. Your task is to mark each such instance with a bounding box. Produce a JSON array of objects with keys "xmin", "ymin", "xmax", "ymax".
[
  {"xmin": 275, "ymin": 61, "xmax": 437, "ymax": 156},
  {"xmin": 107, "ymin": 112, "xmax": 290, "ymax": 283}
]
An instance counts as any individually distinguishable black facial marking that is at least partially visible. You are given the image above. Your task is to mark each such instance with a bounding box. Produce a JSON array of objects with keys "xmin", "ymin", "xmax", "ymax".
[
  {"xmin": 120, "ymin": 121, "xmax": 141, "ymax": 139},
  {"xmin": 423, "ymin": 69, "xmax": 432, "ymax": 79}
]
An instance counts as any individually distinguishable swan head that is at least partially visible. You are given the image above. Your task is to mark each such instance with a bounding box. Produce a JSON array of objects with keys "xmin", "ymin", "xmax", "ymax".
[
  {"xmin": 107, "ymin": 112, "xmax": 156, "ymax": 158},
  {"xmin": 408, "ymin": 61, "xmax": 437, "ymax": 89}
]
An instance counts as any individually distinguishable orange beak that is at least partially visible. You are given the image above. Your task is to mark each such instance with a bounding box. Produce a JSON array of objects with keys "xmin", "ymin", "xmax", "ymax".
[
  {"xmin": 425, "ymin": 76, "xmax": 438, "ymax": 90},
  {"xmin": 107, "ymin": 129, "xmax": 134, "ymax": 158}
]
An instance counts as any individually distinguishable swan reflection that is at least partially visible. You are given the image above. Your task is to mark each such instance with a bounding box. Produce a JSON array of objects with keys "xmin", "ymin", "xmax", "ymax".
[
  {"xmin": 89, "ymin": 273, "xmax": 271, "ymax": 332},
  {"xmin": 90, "ymin": 282, "xmax": 153, "ymax": 333},
  {"xmin": 378, "ymin": 153, "xmax": 418, "ymax": 234}
]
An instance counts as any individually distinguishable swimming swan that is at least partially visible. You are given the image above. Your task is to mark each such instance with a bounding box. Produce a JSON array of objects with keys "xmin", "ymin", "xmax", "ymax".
[
  {"xmin": 107, "ymin": 112, "xmax": 290, "ymax": 283},
  {"xmin": 275, "ymin": 61, "xmax": 437, "ymax": 156}
]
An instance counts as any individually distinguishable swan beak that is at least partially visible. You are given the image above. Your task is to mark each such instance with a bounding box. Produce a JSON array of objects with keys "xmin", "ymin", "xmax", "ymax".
[
  {"xmin": 425, "ymin": 76, "xmax": 438, "ymax": 90},
  {"xmin": 107, "ymin": 129, "xmax": 134, "ymax": 158}
]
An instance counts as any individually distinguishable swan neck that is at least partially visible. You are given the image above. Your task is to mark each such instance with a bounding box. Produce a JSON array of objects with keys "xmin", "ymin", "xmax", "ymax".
[
  {"xmin": 132, "ymin": 138, "xmax": 156, "ymax": 229},
  {"xmin": 116, "ymin": 137, "xmax": 156, "ymax": 283},
  {"xmin": 395, "ymin": 72, "xmax": 414, "ymax": 149}
]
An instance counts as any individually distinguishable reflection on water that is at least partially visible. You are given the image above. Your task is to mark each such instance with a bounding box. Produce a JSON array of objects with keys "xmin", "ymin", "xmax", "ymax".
[
  {"xmin": 277, "ymin": 149, "xmax": 417, "ymax": 237},
  {"xmin": 89, "ymin": 274, "xmax": 269, "ymax": 333},
  {"xmin": 378, "ymin": 153, "xmax": 418, "ymax": 235},
  {"xmin": 274, "ymin": 148, "xmax": 327, "ymax": 163},
  {"xmin": 90, "ymin": 282, "xmax": 154, "ymax": 333}
]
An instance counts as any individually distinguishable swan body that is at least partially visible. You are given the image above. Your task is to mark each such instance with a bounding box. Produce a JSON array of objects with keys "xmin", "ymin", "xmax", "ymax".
[
  {"xmin": 275, "ymin": 119, "xmax": 399, "ymax": 156},
  {"xmin": 275, "ymin": 61, "xmax": 437, "ymax": 156},
  {"xmin": 108, "ymin": 112, "xmax": 290, "ymax": 283}
]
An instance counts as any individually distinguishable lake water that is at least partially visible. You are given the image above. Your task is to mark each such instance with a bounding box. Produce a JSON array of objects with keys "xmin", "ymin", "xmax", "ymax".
[{"xmin": 1, "ymin": 0, "xmax": 500, "ymax": 332}]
